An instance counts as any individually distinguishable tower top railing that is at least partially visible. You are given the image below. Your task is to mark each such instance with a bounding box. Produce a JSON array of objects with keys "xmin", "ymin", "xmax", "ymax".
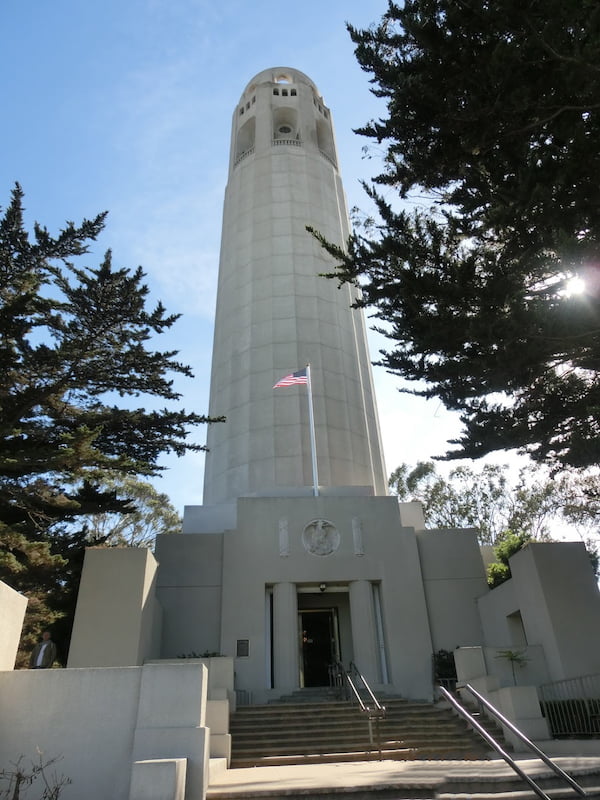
[{"xmin": 272, "ymin": 138, "xmax": 302, "ymax": 147}]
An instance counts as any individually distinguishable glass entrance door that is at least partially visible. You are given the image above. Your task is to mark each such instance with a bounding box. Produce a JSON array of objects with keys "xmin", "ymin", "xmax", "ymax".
[{"xmin": 299, "ymin": 608, "xmax": 339, "ymax": 687}]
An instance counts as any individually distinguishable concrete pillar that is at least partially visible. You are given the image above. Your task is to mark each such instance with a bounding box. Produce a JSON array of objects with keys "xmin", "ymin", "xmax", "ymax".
[
  {"xmin": 349, "ymin": 580, "xmax": 380, "ymax": 684},
  {"xmin": 492, "ymin": 685, "xmax": 550, "ymax": 747},
  {"xmin": 454, "ymin": 646, "xmax": 488, "ymax": 683},
  {"xmin": 132, "ymin": 662, "xmax": 209, "ymax": 800},
  {"xmin": 273, "ymin": 582, "xmax": 298, "ymax": 689},
  {"xmin": 68, "ymin": 547, "xmax": 162, "ymax": 668}
]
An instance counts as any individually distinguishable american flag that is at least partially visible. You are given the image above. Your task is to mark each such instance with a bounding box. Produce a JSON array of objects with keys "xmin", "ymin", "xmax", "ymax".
[{"xmin": 273, "ymin": 368, "xmax": 308, "ymax": 388}]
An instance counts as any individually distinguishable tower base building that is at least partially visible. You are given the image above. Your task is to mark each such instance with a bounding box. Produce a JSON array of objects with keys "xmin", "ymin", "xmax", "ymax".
[{"xmin": 2, "ymin": 68, "xmax": 600, "ymax": 800}]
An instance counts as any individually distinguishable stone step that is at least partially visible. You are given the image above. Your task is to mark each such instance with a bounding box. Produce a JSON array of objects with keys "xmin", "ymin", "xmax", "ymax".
[
  {"xmin": 208, "ymin": 765, "xmax": 600, "ymax": 800},
  {"xmin": 209, "ymin": 786, "xmax": 600, "ymax": 800},
  {"xmin": 234, "ymin": 708, "xmax": 456, "ymax": 720},
  {"xmin": 272, "ymin": 689, "xmax": 343, "ymax": 703},
  {"xmin": 232, "ymin": 705, "xmax": 467, "ymax": 725},
  {"xmin": 244, "ymin": 718, "xmax": 500, "ymax": 733},
  {"xmin": 231, "ymin": 747, "xmax": 490, "ymax": 769},
  {"xmin": 231, "ymin": 735, "xmax": 487, "ymax": 755},
  {"xmin": 440, "ymin": 770, "xmax": 600, "ymax": 799},
  {"xmin": 230, "ymin": 728, "xmax": 481, "ymax": 746},
  {"xmin": 236, "ymin": 698, "xmax": 469, "ymax": 714},
  {"xmin": 230, "ymin": 697, "xmax": 499, "ymax": 768},
  {"xmin": 231, "ymin": 739, "xmax": 491, "ymax": 768},
  {"xmin": 209, "ymin": 783, "xmax": 438, "ymax": 800},
  {"xmin": 231, "ymin": 715, "xmax": 486, "ymax": 731},
  {"xmin": 230, "ymin": 725, "xmax": 491, "ymax": 742},
  {"xmin": 231, "ymin": 706, "xmax": 500, "ymax": 733},
  {"xmin": 441, "ymin": 789, "xmax": 600, "ymax": 800}
]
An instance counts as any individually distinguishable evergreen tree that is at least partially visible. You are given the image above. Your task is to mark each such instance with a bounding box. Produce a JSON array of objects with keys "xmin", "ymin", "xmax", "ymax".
[
  {"xmin": 313, "ymin": 0, "xmax": 600, "ymax": 469},
  {"xmin": 0, "ymin": 185, "xmax": 222, "ymax": 662}
]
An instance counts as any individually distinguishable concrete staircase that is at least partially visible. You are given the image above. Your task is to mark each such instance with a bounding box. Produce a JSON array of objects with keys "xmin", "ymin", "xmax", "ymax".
[{"xmin": 229, "ymin": 691, "xmax": 500, "ymax": 768}]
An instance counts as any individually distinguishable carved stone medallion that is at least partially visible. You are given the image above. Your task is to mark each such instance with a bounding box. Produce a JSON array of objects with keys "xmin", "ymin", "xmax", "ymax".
[{"xmin": 302, "ymin": 519, "xmax": 340, "ymax": 556}]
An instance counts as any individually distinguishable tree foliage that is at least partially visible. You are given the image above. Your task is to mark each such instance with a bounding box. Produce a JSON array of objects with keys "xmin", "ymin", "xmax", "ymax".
[
  {"xmin": 0, "ymin": 753, "xmax": 71, "ymax": 799},
  {"xmin": 314, "ymin": 0, "xmax": 600, "ymax": 469},
  {"xmin": 1, "ymin": 184, "xmax": 213, "ymax": 528},
  {"xmin": 487, "ymin": 531, "xmax": 532, "ymax": 588},
  {"xmin": 389, "ymin": 460, "xmax": 600, "ymax": 545},
  {"xmin": 81, "ymin": 476, "xmax": 181, "ymax": 548},
  {"xmin": 6, "ymin": 479, "xmax": 181, "ymax": 668},
  {"xmin": 0, "ymin": 184, "xmax": 221, "ymax": 663}
]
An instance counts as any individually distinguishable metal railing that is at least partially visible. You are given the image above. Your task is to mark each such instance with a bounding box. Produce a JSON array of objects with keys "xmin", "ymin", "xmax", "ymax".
[
  {"xmin": 234, "ymin": 147, "xmax": 254, "ymax": 166},
  {"xmin": 272, "ymin": 138, "xmax": 302, "ymax": 147},
  {"xmin": 438, "ymin": 684, "xmax": 588, "ymax": 800},
  {"xmin": 330, "ymin": 661, "xmax": 386, "ymax": 757},
  {"xmin": 539, "ymin": 673, "xmax": 600, "ymax": 737},
  {"xmin": 319, "ymin": 149, "xmax": 337, "ymax": 168}
]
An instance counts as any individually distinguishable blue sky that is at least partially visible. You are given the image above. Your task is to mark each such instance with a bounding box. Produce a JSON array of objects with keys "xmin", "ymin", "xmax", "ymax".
[{"xmin": 1, "ymin": 0, "xmax": 509, "ymax": 513}]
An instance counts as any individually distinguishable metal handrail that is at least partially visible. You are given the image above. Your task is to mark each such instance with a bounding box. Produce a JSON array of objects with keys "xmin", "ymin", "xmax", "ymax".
[
  {"xmin": 349, "ymin": 662, "xmax": 386, "ymax": 718},
  {"xmin": 438, "ymin": 685, "xmax": 587, "ymax": 800},
  {"xmin": 463, "ymin": 684, "xmax": 587, "ymax": 796},
  {"xmin": 331, "ymin": 662, "xmax": 386, "ymax": 757},
  {"xmin": 539, "ymin": 673, "xmax": 600, "ymax": 737}
]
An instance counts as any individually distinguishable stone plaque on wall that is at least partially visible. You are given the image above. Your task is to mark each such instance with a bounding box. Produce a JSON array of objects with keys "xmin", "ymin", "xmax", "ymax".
[{"xmin": 302, "ymin": 519, "xmax": 340, "ymax": 556}]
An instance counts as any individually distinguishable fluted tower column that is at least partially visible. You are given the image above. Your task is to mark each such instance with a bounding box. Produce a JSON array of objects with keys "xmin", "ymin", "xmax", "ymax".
[{"xmin": 203, "ymin": 67, "xmax": 387, "ymax": 505}]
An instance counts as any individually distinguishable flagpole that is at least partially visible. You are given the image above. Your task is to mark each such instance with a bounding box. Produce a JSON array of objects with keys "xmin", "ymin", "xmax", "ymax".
[{"xmin": 305, "ymin": 363, "xmax": 319, "ymax": 497}]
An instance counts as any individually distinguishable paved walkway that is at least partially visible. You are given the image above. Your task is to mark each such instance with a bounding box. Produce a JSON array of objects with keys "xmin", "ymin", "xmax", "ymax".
[{"xmin": 207, "ymin": 757, "xmax": 600, "ymax": 798}]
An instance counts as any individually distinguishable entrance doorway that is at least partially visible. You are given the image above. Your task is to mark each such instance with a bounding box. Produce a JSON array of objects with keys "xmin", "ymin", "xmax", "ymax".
[{"xmin": 299, "ymin": 609, "xmax": 339, "ymax": 687}]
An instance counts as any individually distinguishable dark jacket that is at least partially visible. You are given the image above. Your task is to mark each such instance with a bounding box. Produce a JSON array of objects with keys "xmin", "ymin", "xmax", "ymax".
[{"xmin": 29, "ymin": 640, "xmax": 57, "ymax": 669}]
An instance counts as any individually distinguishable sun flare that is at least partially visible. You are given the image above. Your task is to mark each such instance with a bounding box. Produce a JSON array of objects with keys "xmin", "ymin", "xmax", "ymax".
[{"xmin": 565, "ymin": 276, "xmax": 586, "ymax": 297}]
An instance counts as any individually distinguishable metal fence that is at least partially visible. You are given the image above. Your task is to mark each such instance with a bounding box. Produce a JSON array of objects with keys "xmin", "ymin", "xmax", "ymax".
[{"xmin": 539, "ymin": 673, "xmax": 600, "ymax": 737}]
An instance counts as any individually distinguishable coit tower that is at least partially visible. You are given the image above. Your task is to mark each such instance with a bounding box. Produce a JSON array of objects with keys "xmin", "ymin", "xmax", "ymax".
[{"xmin": 203, "ymin": 67, "xmax": 387, "ymax": 505}]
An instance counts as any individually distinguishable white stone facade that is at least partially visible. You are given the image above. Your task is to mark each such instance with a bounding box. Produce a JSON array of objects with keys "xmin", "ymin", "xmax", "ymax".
[
  {"xmin": 203, "ymin": 67, "xmax": 387, "ymax": 504},
  {"xmin": 3, "ymin": 68, "xmax": 600, "ymax": 800}
]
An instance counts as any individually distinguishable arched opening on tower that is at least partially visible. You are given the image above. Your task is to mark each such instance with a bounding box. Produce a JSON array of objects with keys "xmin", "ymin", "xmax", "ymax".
[
  {"xmin": 316, "ymin": 118, "xmax": 336, "ymax": 165},
  {"xmin": 235, "ymin": 116, "xmax": 255, "ymax": 160},
  {"xmin": 273, "ymin": 107, "xmax": 299, "ymax": 142}
]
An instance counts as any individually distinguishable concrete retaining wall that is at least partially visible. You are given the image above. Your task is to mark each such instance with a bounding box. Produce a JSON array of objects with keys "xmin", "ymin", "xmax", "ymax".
[{"xmin": 0, "ymin": 662, "xmax": 209, "ymax": 800}]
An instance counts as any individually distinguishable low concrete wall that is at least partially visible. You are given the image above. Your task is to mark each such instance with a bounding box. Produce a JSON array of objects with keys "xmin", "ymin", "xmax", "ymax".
[
  {"xmin": 0, "ymin": 581, "xmax": 27, "ymax": 670},
  {"xmin": 455, "ymin": 644, "xmax": 549, "ymax": 688},
  {"xmin": 151, "ymin": 658, "xmax": 234, "ymax": 764},
  {"xmin": 0, "ymin": 662, "xmax": 209, "ymax": 800},
  {"xmin": 0, "ymin": 667, "xmax": 141, "ymax": 799}
]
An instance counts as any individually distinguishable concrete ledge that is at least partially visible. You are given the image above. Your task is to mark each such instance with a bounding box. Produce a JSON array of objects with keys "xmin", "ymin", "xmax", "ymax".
[
  {"xmin": 207, "ymin": 699, "xmax": 229, "ymax": 733},
  {"xmin": 530, "ymin": 739, "xmax": 600, "ymax": 757},
  {"xmin": 133, "ymin": 726, "xmax": 209, "ymax": 800},
  {"xmin": 208, "ymin": 757, "xmax": 228, "ymax": 783},
  {"xmin": 209, "ymin": 733, "xmax": 231, "ymax": 762},
  {"xmin": 129, "ymin": 758, "xmax": 186, "ymax": 800}
]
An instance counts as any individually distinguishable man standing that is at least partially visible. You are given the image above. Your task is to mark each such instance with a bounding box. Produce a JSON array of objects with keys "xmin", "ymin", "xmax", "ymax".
[{"xmin": 29, "ymin": 631, "xmax": 57, "ymax": 669}]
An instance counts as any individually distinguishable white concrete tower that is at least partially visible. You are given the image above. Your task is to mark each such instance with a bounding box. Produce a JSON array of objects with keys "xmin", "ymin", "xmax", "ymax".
[{"xmin": 203, "ymin": 67, "xmax": 387, "ymax": 505}]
